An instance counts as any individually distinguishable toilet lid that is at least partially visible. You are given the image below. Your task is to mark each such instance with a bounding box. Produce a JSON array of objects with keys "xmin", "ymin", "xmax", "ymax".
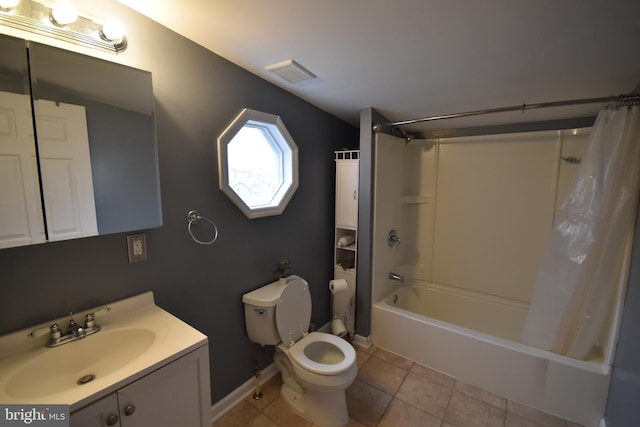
[{"xmin": 276, "ymin": 278, "xmax": 311, "ymax": 346}]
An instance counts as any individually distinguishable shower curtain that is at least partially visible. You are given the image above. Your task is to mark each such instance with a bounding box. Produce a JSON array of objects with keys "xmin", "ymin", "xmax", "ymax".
[{"xmin": 521, "ymin": 104, "xmax": 640, "ymax": 359}]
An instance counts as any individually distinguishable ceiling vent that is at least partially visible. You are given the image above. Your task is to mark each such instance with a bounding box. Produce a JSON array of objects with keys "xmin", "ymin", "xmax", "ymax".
[{"xmin": 265, "ymin": 59, "xmax": 317, "ymax": 84}]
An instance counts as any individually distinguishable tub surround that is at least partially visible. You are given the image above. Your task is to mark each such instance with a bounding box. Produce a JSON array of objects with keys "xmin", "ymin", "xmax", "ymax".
[{"xmin": 368, "ymin": 130, "xmax": 628, "ymax": 427}]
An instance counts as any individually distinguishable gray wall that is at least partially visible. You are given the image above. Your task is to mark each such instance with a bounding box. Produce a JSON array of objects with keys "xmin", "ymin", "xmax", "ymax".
[
  {"xmin": 357, "ymin": 108, "xmax": 413, "ymax": 336},
  {"xmin": 605, "ymin": 198, "xmax": 640, "ymax": 426},
  {"xmin": 355, "ymin": 108, "xmax": 391, "ymax": 337},
  {"xmin": 0, "ymin": 8, "xmax": 357, "ymax": 404}
]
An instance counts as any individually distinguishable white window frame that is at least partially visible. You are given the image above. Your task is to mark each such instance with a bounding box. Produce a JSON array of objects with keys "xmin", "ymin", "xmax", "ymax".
[{"xmin": 217, "ymin": 108, "xmax": 299, "ymax": 219}]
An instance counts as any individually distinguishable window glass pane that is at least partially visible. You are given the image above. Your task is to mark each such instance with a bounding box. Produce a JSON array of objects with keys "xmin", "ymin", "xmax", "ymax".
[{"xmin": 227, "ymin": 125, "xmax": 284, "ymax": 208}]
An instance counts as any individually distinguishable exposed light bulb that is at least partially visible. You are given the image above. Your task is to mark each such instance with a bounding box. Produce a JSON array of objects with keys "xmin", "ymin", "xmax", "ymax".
[
  {"xmin": 0, "ymin": 0, "xmax": 20, "ymax": 9},
  {"xmin": 100, "ymin": 18, "xmax": 126, "ymax": 42},
  {"xmin": 50, "ymin": 1, "xmax": 78, "ymax": 26}
]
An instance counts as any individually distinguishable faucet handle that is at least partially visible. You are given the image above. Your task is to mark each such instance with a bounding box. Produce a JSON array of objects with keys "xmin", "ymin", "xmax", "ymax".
[
  {"xmin": 28, "ymin": 323, "xmax": 61, "ymax": 339},
  {"xmin": 85, "ymin": 306, "xmax": 111, "ymax": 329},
  {"xmin": 28, "ymin": 326, "xmax": 51, "ymax": 338},
  {"xmin": 84, "ymin": 313, "xmax": 96, "ymax": 328},
  {"xmin": 92, "ymin": 306, "xmax": 111, "ymax": 317},
  {"xmin": 50, "ymin": 324, "xmax": 62, "ymax": 340},
  {"xmin": 387, "ymin": 229, "xmax": 402, "ymax": 247}
]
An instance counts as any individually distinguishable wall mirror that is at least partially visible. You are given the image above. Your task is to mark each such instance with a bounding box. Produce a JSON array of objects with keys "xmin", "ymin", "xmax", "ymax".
[
  {"xmin": 217, "ymin": 108, "xmax": 298, "ymax": 219},
  {"xmin": 0, "ymin": 34, "xmax": 43, "ymax": 248},
  {"xmin": 0, "ymin": 34, "xmax": 162, "ymax": 249}
]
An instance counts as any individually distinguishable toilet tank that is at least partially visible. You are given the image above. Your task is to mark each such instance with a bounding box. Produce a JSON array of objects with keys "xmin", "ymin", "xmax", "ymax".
[{"xmin": 242, "ymin": 278, "xmax": 290, "ymax": 346}]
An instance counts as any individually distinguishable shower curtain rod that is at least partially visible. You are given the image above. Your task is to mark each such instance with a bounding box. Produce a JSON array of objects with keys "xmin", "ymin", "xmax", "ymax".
[{"xmin": 372, "ymin": 93, "xmax": 640, "ymax": 132}]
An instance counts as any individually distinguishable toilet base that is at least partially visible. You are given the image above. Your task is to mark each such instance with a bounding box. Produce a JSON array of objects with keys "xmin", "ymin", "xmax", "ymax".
[{"xmin": 280, "ymin": 382, "xmax": 349, "ymax": 427}]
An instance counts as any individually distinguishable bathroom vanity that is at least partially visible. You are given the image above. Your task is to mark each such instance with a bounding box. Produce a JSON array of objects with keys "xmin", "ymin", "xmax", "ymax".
[{"xmin": 0, "ymin": 292, "xmax": 211, "ymax": 427}]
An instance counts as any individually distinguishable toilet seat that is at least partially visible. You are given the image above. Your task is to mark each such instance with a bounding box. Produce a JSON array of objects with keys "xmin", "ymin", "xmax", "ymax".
[
  {"xmin": 288, "ymin": 332, "xmax": 355, "ymax": 375},
  {"xmin": 274, "ymin": 278, "xmax": 356, "ymax": 376}
]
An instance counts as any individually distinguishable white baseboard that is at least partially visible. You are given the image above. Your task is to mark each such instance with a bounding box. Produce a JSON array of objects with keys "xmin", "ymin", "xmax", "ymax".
[
  {"xmin": 210, "ymin": 363, "xmax": 279, "ymax": 423},
  {"xmin": 353, "ymin": 334, "xmax": 372, "ymax": 349},
  {"xmin": 599, "ymin": 418, "xmax": 607, "ymax": 427}
]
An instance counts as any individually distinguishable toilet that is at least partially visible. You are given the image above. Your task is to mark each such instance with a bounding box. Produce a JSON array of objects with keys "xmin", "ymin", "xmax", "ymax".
[{"xmin": 242, "ymin": 275, "xmax": 357, "ymax": 427}]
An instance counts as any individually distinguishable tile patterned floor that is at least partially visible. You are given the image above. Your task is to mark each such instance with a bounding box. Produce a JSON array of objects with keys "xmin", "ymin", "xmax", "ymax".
[{"xmin": 212, "ymin": 344, "xmax": 586, "ymax": 427}]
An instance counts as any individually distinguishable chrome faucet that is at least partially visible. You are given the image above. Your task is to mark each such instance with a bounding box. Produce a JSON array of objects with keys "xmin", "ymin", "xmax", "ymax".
[
  {"xmin": 29, "ymin": 306, "xmax": 111, "ymax": 347},
  {"xmin": 67, "ymin": 314, "xmax": 84, "ymax": 336},
  {"xmin": 388, "ymin": 272, "xmax": 405, "ymax": 283}
]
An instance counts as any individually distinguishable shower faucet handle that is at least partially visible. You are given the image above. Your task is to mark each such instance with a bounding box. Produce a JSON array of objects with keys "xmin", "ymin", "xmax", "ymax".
[{"xmin": 388, "ymin": 229, "xmax": 402, "ymax": 247}]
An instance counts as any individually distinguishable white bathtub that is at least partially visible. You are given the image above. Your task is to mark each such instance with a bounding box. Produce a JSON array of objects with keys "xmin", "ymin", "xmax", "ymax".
[{"xmin": 371, "ymin": 283, "xmax": 612, "ymax": 427}]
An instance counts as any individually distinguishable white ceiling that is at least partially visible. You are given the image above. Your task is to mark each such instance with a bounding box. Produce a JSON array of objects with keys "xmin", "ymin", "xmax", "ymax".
[{"xmin": 119, "ymin": 0, "xmax": 640, "ymax": 136}]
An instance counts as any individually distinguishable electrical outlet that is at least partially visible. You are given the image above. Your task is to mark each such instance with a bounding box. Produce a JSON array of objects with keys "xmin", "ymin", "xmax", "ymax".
[{"xmin": 127, "ymin": 233, "xmax": 147, "ymax": 263}]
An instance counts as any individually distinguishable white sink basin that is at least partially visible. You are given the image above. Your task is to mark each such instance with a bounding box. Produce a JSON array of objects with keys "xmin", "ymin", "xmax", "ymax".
[
  {"xmin": 5, "ymin": 328, "xmax": 155, "ymax": 399},
  {"xmin": 0, "ymin": 292, "xmax": 208, "ymax": 410}
]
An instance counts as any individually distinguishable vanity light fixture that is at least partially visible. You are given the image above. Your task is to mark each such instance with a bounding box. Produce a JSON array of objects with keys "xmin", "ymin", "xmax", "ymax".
[
  {"xmin": 50, "ymin": 1, "xmax": 77, "ymax": 26},
  {"xmin": 100, "ymin": 17, "xmax": 125, "ymax": 43},
  {"xmin": 0, "ymin": 0, "xmax": 20, "ymax": 10},
  {"xmin": 0, "ymin": 0, "xmax": 128, "ymax": 53}
]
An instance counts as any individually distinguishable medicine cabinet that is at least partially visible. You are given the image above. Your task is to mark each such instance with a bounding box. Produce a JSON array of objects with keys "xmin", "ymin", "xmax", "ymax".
[{"xmin": 0, "ymin": 34, "xmax": 162, "ymax": 249}]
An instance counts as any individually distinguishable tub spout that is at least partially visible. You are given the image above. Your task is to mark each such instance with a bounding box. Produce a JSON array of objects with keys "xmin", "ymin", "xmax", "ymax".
[{"xmin": 389, "ymin": 272, "xmax": 405, "ymax": 283}]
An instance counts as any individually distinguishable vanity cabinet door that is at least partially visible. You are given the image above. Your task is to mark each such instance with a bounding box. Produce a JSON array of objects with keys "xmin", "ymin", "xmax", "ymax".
[
  {"xmin": 71, "ymin": 394, "xmax": 120, "ymax": 427},
  {"xmin": 117, "ymin": 346, "xmax": 210, "ymax": 427},
  {"xmin": 71, "ymin": 345, "xmax": 211, "ymax": 427}
]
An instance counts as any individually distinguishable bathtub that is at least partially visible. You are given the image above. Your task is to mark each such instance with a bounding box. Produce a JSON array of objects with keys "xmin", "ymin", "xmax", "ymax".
[{"xmin": 371, "ymin": 282, "xmax": 613, "ymax": 427}]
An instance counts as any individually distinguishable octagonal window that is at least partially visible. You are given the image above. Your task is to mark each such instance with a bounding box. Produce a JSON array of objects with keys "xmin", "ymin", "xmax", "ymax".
[{"xmin": 217, "ymin": 109, "xmax": 298, "ymax": 219}]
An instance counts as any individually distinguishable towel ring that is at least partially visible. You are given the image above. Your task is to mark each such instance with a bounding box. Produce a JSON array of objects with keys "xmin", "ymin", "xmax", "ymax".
[{"xmin": 187, "ymin": 210, "xmax": 219, "ymax": 245}]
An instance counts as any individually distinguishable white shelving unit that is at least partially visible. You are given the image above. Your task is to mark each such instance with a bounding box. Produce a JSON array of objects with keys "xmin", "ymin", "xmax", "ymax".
[{"xmin": 333, "ymin": 150, "xmax": 359, "ymax": 336}]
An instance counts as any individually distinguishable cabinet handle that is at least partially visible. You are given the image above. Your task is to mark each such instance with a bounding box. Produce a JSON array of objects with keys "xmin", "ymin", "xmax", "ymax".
[
  {"xmin": 123, "ymin": 404, "xmax": 136, "ymax": 416},
  {"xmin": 353, "ymin": 190, "xmax": 357, "ymax": 200},
  {"xmin": 106, "ymin": 414, "xmax": 119, "ymax": 426}
]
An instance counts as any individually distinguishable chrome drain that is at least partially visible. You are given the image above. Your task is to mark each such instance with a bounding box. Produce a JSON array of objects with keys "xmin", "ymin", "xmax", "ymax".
[{"xmin": 77, "ymin": 374, "xmax": 96, "ymax": 385}]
